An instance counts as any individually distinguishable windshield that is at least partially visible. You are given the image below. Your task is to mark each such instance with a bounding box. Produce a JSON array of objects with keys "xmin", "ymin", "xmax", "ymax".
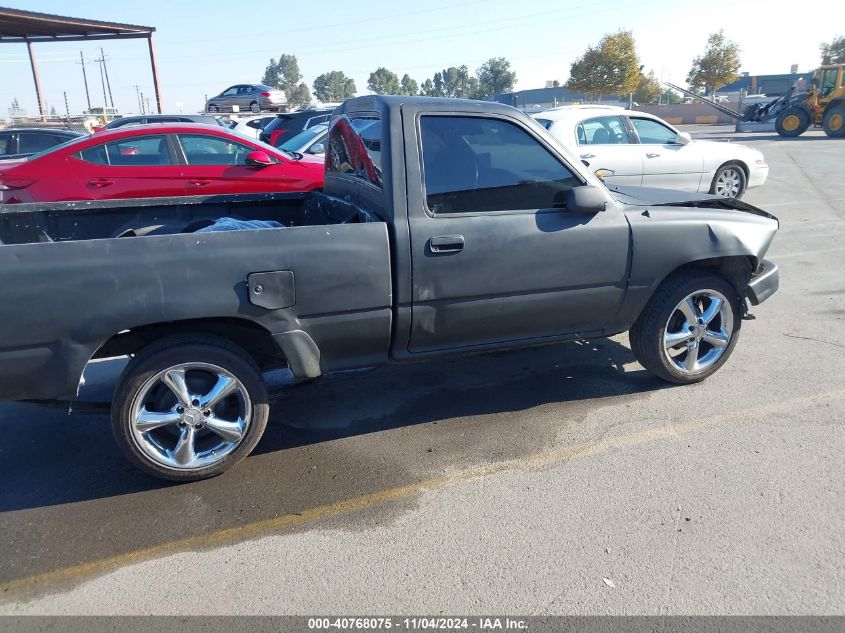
[{"xmin": 280, "ymin": 124, "xmax": 328, "ymax": 151}]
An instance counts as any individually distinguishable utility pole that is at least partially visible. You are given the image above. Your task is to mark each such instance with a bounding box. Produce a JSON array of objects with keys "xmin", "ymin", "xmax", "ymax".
[
  {"xmin": 134, "ymin": 84, "xmax": 143, "ymax": 113},
  {"xmin": 94, "ymin": 48, "xmax": 115, "ymax": 110},
  {"xmin": 145, "ymin": 97, "xmax": 151, "ymax": 114},
  {"xmin": 63, "ymin": 91, "xmax": 70, "ymax": 121},
  {"xmin": 77, "ymin": 51, "xmax": 92, "ymax": 111},
  {"xmin": 140, "ymin": 91, "xmax": 146, "ymax": 114},
  {"xmin": 95, "ymin": 52, "xmax": 108, "ymax": 112}
]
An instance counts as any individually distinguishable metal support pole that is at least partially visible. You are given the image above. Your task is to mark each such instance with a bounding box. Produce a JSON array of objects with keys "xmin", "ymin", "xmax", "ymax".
[
  {"xmin": 79, "ymin": 51, "xmax": 92, "ymax": 111},
  {"xmin": 101, "ymin": 47, "xmax": 115, "ymax": 109},
  {"xmin": 147, "ymin": 35, "xmax": 163, "ymax": 113},
  {"xmin": 26, "ymin": 41, "xmax": 47, "ymax": 119}
]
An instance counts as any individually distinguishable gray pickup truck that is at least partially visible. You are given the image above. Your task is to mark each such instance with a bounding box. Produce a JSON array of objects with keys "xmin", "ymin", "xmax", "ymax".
[{"xmin": 0, "ymin": 96, "xmax": 779, "ymax": 481}]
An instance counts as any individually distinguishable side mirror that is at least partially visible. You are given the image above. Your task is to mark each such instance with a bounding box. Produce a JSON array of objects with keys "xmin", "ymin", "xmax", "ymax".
[
  {"xmin": 245, "ymin": 150, "xmax": 273, "ymax": 167},
  {"xmin": 308, "ymin": 143, "xmax": 325, "ymax": 155},
  {"xmin": 566, "ymin": 186, "xmax": 607, "ymax": 214},
  {"xmin": 594, "ymin": 168, "xmax": 616, "ymax": 180},
  {"xmin": 675, "ymin": 132, "xmax": 692, "ymax": 145}
]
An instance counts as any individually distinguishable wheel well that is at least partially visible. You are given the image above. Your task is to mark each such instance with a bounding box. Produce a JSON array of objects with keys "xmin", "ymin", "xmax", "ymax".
[
  {"xmin": 716, "ymin": 159, "xmax": 749, "ymax": 180},
  {"xmin": 92, "ymin": 318, "xmax": 285, "ymax": 371},
  {"xmin": 661, "ymin": 256, "xmax": 755, "ymax": 299}
]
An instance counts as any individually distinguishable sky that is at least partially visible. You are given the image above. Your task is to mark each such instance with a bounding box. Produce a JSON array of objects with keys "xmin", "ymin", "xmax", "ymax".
[{"xmin": 2, "ymin": 0, "xmax": 843, "ymax": 116}]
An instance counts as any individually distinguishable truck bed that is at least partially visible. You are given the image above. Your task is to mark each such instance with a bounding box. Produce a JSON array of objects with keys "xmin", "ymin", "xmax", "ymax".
[
  {"xmin": 0, "ymin": 192, "xmax": 393, "ymax": 400},
  {"xmin": 0, "ymin": 191, "xmax": 378, "ymax": 245}
]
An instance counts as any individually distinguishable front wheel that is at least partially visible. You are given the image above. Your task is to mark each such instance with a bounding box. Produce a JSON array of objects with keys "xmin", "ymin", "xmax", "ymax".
[
  {"xmin": 629, "ymin": 273, "xmax": 742, "ymax": 384},
  {"xmin": 207, "ymin": 104, "xmax": 219, "ymax": 113},
  {"xmin": 250, "ymin": 101, "xmax": 261, "ymax": 113},
  {"xmin": 112, "ymin": 336, "xmax": 269, "ymax": 481},
  {"xmin": 710, "ymin": 162, "xmax": 747, "ymax": 199},
  {"xmin": 775, "ymin": 107, "xmax": 810, "ymax": 137}
]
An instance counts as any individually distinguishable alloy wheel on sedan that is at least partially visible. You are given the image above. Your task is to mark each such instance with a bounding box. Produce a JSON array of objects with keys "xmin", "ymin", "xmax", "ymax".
[{"xmin": 713, "ymin": 166, "xmax": 745, "ymax": 198}]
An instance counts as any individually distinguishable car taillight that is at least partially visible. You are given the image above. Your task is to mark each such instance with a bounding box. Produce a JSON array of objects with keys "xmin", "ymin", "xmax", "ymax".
[
  {"xmin": 269, "ymin": 130, "xmax": 287, "ymax": 145},
  {"xmin": 261, "ymin": 91, "xmax": 271, "ymax": 97},
  {"xmin": 0, "ymin": 176, "xmax": 37, "ymax": 190}
]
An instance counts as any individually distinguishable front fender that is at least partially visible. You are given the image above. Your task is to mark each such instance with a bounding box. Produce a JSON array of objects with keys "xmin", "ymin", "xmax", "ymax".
[{"xmin": 608, "ymin": 203, "xmax": 778, "ymax": 331}]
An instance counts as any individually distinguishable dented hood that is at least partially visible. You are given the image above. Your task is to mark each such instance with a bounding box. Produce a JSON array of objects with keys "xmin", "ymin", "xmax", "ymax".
[{"xmin": 604, "ymin": 184, "xmax": 777, "ymax": 221}]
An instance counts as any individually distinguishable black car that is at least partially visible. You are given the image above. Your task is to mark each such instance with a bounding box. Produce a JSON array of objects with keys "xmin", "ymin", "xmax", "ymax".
[
  {"xmin": 102, "ymin": 114, "xmax": 226, "ymax": 130},
  {"xmin": 259, "ymin": 108, "xmax": 334, "ymax": 146},
  {"xmin": 0, "ymin": 128, "xmax": 82, "ymax": 160}
]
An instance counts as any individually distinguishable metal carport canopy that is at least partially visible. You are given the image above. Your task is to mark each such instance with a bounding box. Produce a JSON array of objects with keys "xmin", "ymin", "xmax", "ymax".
[{"xmin": 0, "ymin": 6, "xmax": 162, "ymax": 116}]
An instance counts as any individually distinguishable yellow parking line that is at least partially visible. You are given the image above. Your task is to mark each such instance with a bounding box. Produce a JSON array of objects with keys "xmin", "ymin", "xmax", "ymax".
[{"xmin": 2, "ymin": 388, "xmax": 843, "ymax": 597}]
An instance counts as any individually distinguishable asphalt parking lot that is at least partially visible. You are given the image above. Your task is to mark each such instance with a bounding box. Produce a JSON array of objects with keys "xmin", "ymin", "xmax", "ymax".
[{"xmin": 0, "ymin": 126, "xmax": 843, "ymax": 615}]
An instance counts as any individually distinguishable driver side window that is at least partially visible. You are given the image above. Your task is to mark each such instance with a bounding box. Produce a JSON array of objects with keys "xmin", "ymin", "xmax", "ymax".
[
  {"xmin": 177, "ymin": 134, "xmax": 255, "ymax": 166},
  {"xmin": 420, "ymin": 115, "xmax": 581, "ymax": 214}
]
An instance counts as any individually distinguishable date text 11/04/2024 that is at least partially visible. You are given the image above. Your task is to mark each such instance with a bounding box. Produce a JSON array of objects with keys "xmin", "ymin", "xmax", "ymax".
[{"xmin": 307, "ymin": 617, "xmax": 529, "ymax": 630}]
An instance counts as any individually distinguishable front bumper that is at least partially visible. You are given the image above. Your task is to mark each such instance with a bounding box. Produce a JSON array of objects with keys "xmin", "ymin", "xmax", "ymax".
[
  {"xmin": 746, "ymin": 259, "xmax": 779, "ymax": 305},
  {"xmin": 748, "ymin": 164, "xmax": 769, "ymax": 189}
]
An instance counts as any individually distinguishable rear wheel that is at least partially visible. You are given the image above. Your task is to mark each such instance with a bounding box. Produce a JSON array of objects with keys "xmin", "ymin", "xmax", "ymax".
[
  {"xmin": 629, "ymin": 273, "xmax": 742, "ymax": 384},
  {"xmin": 822, "ymin": 105, "xmax": 845, "ymax": 138},
  {"xmin": 112, "ymin": 336, "xmax": 269, "ymax": 481},
  {"xmin": 250, "ymin": 101, "xmax": 261, "ymax": 113},
  {"xmin": 775, "ymin": 107, "xmax": 811, "ymax": 137}
]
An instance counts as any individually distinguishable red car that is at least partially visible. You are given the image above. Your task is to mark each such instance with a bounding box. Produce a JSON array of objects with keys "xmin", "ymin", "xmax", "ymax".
[{"xmin": 0, "ymin": 123, "xmax": 324, "ymax": 204}]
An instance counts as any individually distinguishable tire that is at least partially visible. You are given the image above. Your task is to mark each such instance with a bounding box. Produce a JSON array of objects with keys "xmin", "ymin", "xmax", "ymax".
[
  {"xmin": 822, "ymin": 105, "xmax": 845, "ymax": 138},
  {"xmin": 207, "ymin": 104, "xmax": 219, "ymax": 113},
  {"xmin": 629, "ymin": 273, "xmax": 742, "ymax": 385},
  {"xmin": 709, "ymin": 162, "xmax": 747, "ymax": 199},
  {"xmin": 250, "ymin": 101, "xmax": 261, "ymax": 113},
  {"xmin": 775, "ymin": 107, "xmax": 811, "ymax": 137},
  {"xmin": 112, "ymin": 335, "xmax": 269, "ymax": 481}
]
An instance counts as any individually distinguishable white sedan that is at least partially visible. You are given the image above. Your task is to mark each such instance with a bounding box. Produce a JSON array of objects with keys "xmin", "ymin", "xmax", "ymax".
[
  {"xmin": 532, "ymin": 106, "xmax": 768, "ymax": 198},
  {"xmin": 227, "ymin": 114, "xmax": 277, "ymax": 139}
]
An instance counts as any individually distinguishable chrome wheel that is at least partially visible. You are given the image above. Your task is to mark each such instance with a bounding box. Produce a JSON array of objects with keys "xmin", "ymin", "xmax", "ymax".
[
  {"xmin": 714, "ymin": 167, "xmax": 743, "ymax": 198},
  {"xmin": 663, "ymin": 289, "xmax": 734, "ymax": 375},
  {"xmin": 129, "ymin": 362, "xmax": 251, "ymax": 471}
]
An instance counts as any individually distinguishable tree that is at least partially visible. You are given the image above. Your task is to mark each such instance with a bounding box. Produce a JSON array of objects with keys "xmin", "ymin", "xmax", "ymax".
[
  {"xmin": 419, "ymin": 79, "xmax": 437, "ymax": 97},
  {"xmin": 686, "ymin": 30, "xmax": 741, "ymax": 95},
  {"xmin": 312, "ymin": 71, "xmax": 356, "ymax": 102},
  {"xmin": 634, "ymin": 70, "xmax": 662, "ymax": 104},
  {"xmin": 368, "ymin": 67, "xmax": 401, "ymax": 95},
  {"xmin": 660, "ymin": 88, "xmax": 682, "ymax": 104},
  {"xmin": 400, "ymin": 74, "xmax": 419, "ymax": 96},
  {"xmin": 261, "ymin": 54, "xmax": 304, "ymax": 104},
  {"xmin": 476, "ymin": 57, "xmax": 517, "ymax": 97},
  {"xmin": 567, "ymin": 31, "xmax": 640, "ymax": 101},
  {"xmin": 433, "ymin": 71, "xmax": 445, "ymax": 97},
  {"xmin": 820, "ymin": 35, "xmax": 845, "ymax": 64},
  {"xmin": 49, "ymin": 106, "xmax": 57, "ymax": 116},
  {"xmin": 289, "ymin": 83, "xmax": 312, "ymax": 109},
  {"xmin": 552, "ymin": 80, "xmax": 561, "ymax": 88}
]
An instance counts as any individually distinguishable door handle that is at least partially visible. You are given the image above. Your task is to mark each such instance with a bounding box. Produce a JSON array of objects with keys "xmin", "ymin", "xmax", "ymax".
[
  {"xmin": 646, "ymin": 152, "xmax": 661, "ymax": 158},
  {"xmin": 88, "ymin": 178, "xmax": 114, "ymax": 187},
  {"xmin": 429, "ymin": 235, "xmax": 464, "ymax": 253},
  {"xmin": 580, "ymin": 153, "xmax": 596, "ymax": 159},
  {"xmin": 187, "ymin": 179, "xmax": 212, "ymax": 187}
]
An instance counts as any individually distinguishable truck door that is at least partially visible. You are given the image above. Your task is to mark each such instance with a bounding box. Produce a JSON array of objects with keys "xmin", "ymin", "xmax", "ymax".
[{"xmin": 406, "ymin": 112, "xmax": 631, "ymax": 353}]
